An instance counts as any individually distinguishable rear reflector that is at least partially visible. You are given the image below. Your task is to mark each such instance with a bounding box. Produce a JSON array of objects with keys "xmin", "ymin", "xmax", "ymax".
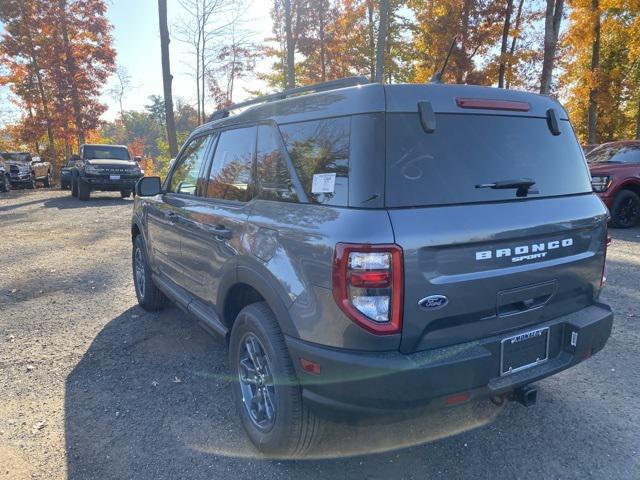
[
  {"xmin": 456, "ymin": 97, "xmax": 531, "ymax": 112},
  {"xmin": 445, "ymin": 392, "xmax": 471, "ymax": 406},
  {"xmin": 300, "ymin": 357, "xmax": 321, "ymax": 375},
  {"xmin": 349, "ymin": 270, "xmax": 391, "ymax": 288}
]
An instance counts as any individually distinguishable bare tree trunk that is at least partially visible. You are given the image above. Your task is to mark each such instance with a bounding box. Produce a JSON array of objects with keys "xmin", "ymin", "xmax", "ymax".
[
  {"xmin": 196, "ymin": 37, "xmax": 201, "ymax": 123},
  {"xmin": 457, "ymin": 1, "xmax": 471, "ymax": 84},
  {"xmin": 505, "ymin": 0, "xmax": 525, "ymax": 89},
  {"xmin": 498, "ymin": 0, "xmax": 514, "ymax": 88},
  {"xmin": 284, "ymin": 0, "xmax": 295, "ymax": 88},
  {"xmin": 540, "ymin": 0, "xmax": 564, "ymax": 95},
  {"xmin": 319, "ymin": 0, "xmax": 326, "ymax": 82},
  {"xmin": 200, "ymin": 0, "xmax": 206, "ymax": 122},
  {"xmin": 587, "ymin": 0, "xmax": 600, "ymax": 144},
  {"xmin": 374, "ymin": 0, "xmax": 389, "ymax": 83},
  {"xmin": 367, "ymin": 1, "xmax": 375, "ymax": 82},
  {"xmin": 158, "ymin": 0, "xmax": 179, "ymax": 157},
  {"xmin": 58, "ymin": 0, "xmax": 85, "ymax": 147},
  {"xmin": 18, "ymin": 0, "xmax": 57, "ymax": 167}
]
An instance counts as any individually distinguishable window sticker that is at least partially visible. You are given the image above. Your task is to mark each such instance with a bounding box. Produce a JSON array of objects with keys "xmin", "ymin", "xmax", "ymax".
[{"xmin": 311, "ymin": 173, "xmax": 336, "ymax": 194}]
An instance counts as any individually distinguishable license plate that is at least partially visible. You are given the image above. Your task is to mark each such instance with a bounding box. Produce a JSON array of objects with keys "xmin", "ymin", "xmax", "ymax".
[
  {"xmin": 500, "ymin": 327, "xmax": 549, "ymax": 376},
  {"xmin": 110, "ymin": 175, "xmax": 120, "ymax": 180}
]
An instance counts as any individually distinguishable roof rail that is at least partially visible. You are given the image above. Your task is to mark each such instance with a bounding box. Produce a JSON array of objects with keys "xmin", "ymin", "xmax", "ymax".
[{"xmin": 207, "ymin": 76, "xmax": 370, "ymax": 122}]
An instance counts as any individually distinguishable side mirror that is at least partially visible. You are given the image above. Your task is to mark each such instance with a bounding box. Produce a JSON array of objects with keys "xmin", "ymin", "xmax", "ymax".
[
  {"xmin": 134, "ymin": 156, "xmax": 142, "ymax": 163},
  {"xmin": 136, "ymin": 176, "xmax": 162, "ymax": 197},
  {"xmin": 70, "ymin": 154, "xmax": 80, "ymax": 162}
]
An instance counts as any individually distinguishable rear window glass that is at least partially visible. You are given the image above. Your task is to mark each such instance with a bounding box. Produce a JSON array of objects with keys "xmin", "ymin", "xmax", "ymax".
[
  {"xmin": 279, "ymin": 117, "xmax": 350, "ymax": 206},
  {"xmin": 256, "ymin": 125, "xmax": 298, "ymax": 203},
  {"xmin": 386, "ymin": 114, "xmax": 592, "ymax": 207}
]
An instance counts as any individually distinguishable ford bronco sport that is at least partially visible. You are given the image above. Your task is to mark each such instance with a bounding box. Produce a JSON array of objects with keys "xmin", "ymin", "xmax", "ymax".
[
  {"xmin": 71, "ymin": 144, "xmax": 143, "ymax": 200},
  {"xmin": 131, "ymin": 77, "xmax": 613, "ymax": 456}
]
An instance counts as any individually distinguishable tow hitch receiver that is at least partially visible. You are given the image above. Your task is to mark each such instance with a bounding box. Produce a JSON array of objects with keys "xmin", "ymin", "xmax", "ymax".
[{"xmin": 513, "ymin": 385, "xmax": 538, "ymax": 407}]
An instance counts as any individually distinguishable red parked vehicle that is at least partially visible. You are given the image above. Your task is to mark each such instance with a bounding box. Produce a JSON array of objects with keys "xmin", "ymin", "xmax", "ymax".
[{"xmin": 587, "ymin": 141, "xmax": 640, "ymax": 228}]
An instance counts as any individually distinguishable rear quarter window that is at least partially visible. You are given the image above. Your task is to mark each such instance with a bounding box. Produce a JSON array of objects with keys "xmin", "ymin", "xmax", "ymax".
[
  {"xmin": 279, "ymin": 117, "xmax": 350, "ymax": 206},
  {"xmin": 386, "ymin": 113, "xmax": 592, "ymax": 207}
]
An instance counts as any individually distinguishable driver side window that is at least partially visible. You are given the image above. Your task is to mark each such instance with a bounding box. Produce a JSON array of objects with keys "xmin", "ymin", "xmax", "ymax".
[{"xmin": 168, "ymin": 135, "xmax": 212, "ymax": 195}]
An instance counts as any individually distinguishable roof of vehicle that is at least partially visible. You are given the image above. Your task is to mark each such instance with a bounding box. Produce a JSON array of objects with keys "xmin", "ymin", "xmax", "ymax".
[
  {"xmin": 80, "ymin": 144, "xmax": 129, "ymax": 149},
  {"xmin": 589, "ymin": 140, "xmax": 640, "ymax": 151},
  {"xmin": 193, "ymin": 81, "xmax": 569, "ymax": 136}
]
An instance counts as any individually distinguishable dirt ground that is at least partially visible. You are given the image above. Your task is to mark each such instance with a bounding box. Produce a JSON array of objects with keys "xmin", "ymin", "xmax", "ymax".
[{"xmin": 1, "ymin": 188, "xmax": 639, "ymax": 480}]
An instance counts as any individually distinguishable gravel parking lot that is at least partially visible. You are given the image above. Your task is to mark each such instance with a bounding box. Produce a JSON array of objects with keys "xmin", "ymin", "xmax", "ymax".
[{"xmin": 1, "ymin": 188, "xmax": 639, "ymax": 480}]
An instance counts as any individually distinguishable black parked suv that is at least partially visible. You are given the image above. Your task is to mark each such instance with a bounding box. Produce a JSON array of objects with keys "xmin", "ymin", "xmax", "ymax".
[
  {"xmin": 71, "ymin": 144, "xmax": 143, "ymax": 200},
  {"xmin": 131, "ymin": 77, "xmax": 613, "ymax": 455}
]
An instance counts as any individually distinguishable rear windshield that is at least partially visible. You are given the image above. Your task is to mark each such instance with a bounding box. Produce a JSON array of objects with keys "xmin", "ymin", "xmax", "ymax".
[
  {"xmin": 83, "ymin": 146, "xmax": 130, "ymax": 160},
  {"xmin": 386, "ymin": 113, "xmax": 592, "ymax": 207},
  {"xmin": 586, "ymin": 143, "xmax": 640, "ymax": 164}
]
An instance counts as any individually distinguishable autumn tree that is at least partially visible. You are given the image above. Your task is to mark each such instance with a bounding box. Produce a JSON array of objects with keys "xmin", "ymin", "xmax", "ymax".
[
  {"xmin": 540, "ymin": 0, "xmax": 564, "ymax": 94},
  {"xmin": 409, "ymin": 0, "xmax": 503, "ymax": 84}
]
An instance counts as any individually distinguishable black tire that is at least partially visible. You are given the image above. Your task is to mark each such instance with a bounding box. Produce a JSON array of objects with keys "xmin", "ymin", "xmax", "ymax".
[
  {"xmin": 120, "ymin": 190, "xmax": 132, "ymax": 199},
  {"xmin": 0, "ymin": 174, "xmax": 9, "ymax": 193},
  {"xmin": 78, "ymin": 178, "xmax": 91, "ymax": 201},
  {"xmin": 229, "ymin": 302, "xmax": 324, "ymax": 457},
  {"xmin": 610, "ymin": 190, "xmax": 640, "ymax": 228},
  {"xmin": 132, "ymin": 235, "xmax": 168, "ymax": 311},
  {"xmin": 71, "ymin": 176, "xmax": 78, "ymax": 197},
  {"xmin": 43, "ymin": 172, "xmax": 51, "ymax": 188}
]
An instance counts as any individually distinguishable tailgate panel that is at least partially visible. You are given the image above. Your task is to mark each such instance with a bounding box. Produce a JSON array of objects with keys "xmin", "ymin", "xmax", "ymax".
[{"xmin": 389, "ymin": 194, "xmax": 608, "ymax": 354}]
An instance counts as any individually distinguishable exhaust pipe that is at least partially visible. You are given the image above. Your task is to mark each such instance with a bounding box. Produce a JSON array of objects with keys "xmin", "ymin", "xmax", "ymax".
[{"xmin": 512, "ymin": 385, "xmax": 537, "ymax": 407}]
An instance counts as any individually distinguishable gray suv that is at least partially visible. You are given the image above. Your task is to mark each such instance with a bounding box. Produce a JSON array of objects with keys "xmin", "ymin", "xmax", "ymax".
[{"xmin": 131, "ymin": 77, "xmax": 613, "ymax": 455}]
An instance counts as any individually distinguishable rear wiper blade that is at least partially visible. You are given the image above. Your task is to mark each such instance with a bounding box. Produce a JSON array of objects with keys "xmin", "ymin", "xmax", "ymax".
[{"xmin": 476, "ymin": 178, "xmax": 537, "ymax": 197}]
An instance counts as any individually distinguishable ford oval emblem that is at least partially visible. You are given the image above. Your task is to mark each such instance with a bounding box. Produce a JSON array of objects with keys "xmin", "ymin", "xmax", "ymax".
[{"xmin": 418, "ymin": 295, "xmax": 449, "ymax": 310}]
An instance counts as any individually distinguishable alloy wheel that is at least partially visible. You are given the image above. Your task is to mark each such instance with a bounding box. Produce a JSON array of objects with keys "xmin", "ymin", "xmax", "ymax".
[
  {"xmin": 134, "ymin": 247, "xmax": 146, "ymax": 298},
  {"xmin": 617, "ymin": 197, "xmax": 639, "ymax": 227},
  {"xmin": 238, "ymin": 333, "xmax": 277, "ymax": 431}
]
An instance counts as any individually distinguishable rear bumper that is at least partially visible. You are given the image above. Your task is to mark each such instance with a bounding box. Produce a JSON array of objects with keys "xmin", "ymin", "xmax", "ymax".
[{"xmin": 285, "ymin": 303, "xmax": 613, "ymax": 414}]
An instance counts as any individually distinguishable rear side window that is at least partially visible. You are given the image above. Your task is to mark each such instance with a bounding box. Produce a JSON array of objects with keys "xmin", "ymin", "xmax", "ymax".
[
  {"xmin": 205, "ymin": 126, "xmax": 256, "ymax": 202},
  {"xmin": 386, "ymin": 114, "xmax": 592, "ymax": 207},
  {"xmin": 280, "ymin": 117, "xmax": 350, "ymax": 206},
  {"xmin": 256, "ymin": 125, "xmax": 298, "ymax": 203}
]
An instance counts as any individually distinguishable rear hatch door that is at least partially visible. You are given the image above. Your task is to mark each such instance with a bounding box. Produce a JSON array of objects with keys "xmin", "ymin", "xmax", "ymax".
[{"xmin": 384, "ymin": 86, "xmax": 608, "ymax": 354}]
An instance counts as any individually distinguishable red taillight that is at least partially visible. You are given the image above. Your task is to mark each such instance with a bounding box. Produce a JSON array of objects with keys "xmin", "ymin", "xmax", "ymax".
[
  {"xmin": 349, "ymin": 271, "xmax": 391, "ymax": 288},
  {"xmin": 332, "ymin": 243, "xmax": 403, "ymax": 335},
  {"xmin": 455, "ymin": 97, "xmax": 531, "ymax": 112}
]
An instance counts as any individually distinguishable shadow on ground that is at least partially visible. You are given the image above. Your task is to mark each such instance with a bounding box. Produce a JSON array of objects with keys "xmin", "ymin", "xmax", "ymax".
[
  {"xmin": 44, "ymin": 194, "xmax": 133, "ymax": 210},
  {"xmin": 64, "ymin": 306, "xmax": 502, "ymax": 479}
]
